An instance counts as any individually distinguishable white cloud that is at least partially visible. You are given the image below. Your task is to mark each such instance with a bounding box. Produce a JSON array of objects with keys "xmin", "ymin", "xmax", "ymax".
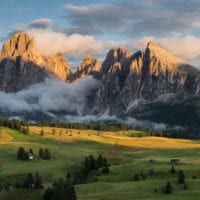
[
  {"xmin": 27, "ymin": 29, "xmax": 108, "ymax": 57},
  {"xmin": 0, "ymin": 77, "xmax": 99, "ymax": 113}
]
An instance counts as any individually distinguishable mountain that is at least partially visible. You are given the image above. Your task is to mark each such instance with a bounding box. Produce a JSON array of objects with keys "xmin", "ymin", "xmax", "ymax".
[
  {"xmin": 0, "ymin": 33, "xmax": 71, "ymax": 92},
  {"xmin": 68, "ymin": 54, "xmax": 102, "ymax": 82},
  {"xmin": 93, "ymin": 42, "xmax": 200, "ymax": 114},
  {"xmin": 0, "ymin": 32, "xmax": 200, "ymax": 130}
]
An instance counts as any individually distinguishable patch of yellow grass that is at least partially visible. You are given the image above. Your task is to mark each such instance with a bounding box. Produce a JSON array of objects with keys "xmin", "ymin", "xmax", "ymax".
[
  {"xmin": 29, "ymin": 126, "xmax": 200, "ymax": 149},
  {"xmin": 115, "ymin": 136, "xmax": 200, "ymax": 149},
  {"xmin": 0, "ymin": 130, "xmax": 12, "ymax": 142}
]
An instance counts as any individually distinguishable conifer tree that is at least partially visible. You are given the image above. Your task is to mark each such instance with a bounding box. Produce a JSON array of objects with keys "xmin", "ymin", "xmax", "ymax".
[
  {"xmin": 44, "ymin": 148, "xmax": 51, "ymax": 160},
  {"xmin": 164, "ymin": 182, "xmax": 172, "ymax": 194},
  {"xmin": 35, "ymin": 172, "xmax": 42, "ymax": 189},
  {"xmin": 171, "ymin": 166, "xmax": 176, "ymax": 174},
  {"xmin": 39, "ymin": 148, "xmax": 44, "ymax": 158},
  {"xmin": 178, "ymin": 170, "xmax": 185, "ymax": 184}
]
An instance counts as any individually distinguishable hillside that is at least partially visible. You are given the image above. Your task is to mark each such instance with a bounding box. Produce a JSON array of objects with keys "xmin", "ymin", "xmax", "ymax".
[{"xmin": 1, "ymin": 126, "xmax": 200, "ymax": 199}]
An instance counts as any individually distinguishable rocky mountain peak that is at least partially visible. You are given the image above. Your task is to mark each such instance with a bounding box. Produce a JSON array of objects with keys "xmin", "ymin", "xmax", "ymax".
[
  {"xmin": 0, "ymin": 32, "xmax": 71, "ymax": 81},
  {"xmin": 102, "ymin": 47, "xmax": 131, "ymax": 73},
  {"xmin": 0, "ymin": 32, "xmax": 36, "ymax": 60},
  {"xmin": 145, "ymin": 41, "xmax": 186, "ymax": 68},
  {"xmin": 68, "ymin": 54, "xmax": 102, "ymax": 81}
]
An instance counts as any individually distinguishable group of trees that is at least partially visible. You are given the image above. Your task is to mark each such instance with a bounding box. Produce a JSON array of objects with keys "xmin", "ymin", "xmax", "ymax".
[
  {"xmin": 83, "ymin": 154, "xmax": 110, "ymax": 175},
  {"xmin": 17, "ymin": 147, "xmax": 51, "ymax": 160},
  {"xmin": 0, "ymin": 172, "xmax": 42, "ymax": 191},
  {"xmin": 0, "ymin": 118, "xmax": 27, "ymax": 133},
  {"xmin": 17, "ymin": 147, "xmax": 33, "ymax": 161},
  {"xmin": 153, "ymin": 167, "xmax": 187, "ymax": 194},
  {"xmin": 39, "ymin": 148, "xmax": 51, "ymax": 160},
  {"xmin": 39, "ymin": 121, "xmax": 132, "ymax": 132},
  {"xmin": 0, "ymin": 116, "xmax": 199, "ymax": 139},
  {"xmin": 43, "ymin": 177, "xmax": 76, "ymax": 200},
  {"xmin": 23, "ymin": 172, "xmax": 42, "ymax": 189}
]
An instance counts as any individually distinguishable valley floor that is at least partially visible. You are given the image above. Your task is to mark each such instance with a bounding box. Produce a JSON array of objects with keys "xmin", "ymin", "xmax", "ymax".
[{"xmin": 0, "ymin": 126, "xmax": 200, "ymax": 199}]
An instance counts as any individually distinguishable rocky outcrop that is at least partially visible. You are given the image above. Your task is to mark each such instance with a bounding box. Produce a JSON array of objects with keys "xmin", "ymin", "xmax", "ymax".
[
  {"xmin": 68, "ymin": 54, "xmax": 102, "ymax": 81},
  {"xmin": 0, "ymin": 32, "xmax": 71, "ymax": 81},
  {"xmin": 94, "ymin": 48, "xmax": 131, "ymax": 112},
  {"xmin": 94, "ymin": 42, "xmax": 200, "ymax": 114},
  {"xmin": 0, "ymin": 33, "xmax": 200, "ymax": 117},
  {"xmin": 0, "ymin": 57, "xmax": 49, "ymax": 92}
]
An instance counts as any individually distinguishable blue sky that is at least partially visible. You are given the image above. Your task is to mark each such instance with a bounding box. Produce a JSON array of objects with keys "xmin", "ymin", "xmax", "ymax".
[{"xmin": 1, "ymin": 0, "xmax": 200, "ymax": 68}]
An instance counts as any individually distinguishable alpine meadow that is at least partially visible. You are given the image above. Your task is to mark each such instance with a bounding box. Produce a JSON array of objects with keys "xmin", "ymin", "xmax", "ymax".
[{"xmin": 0, "ymin": 0, "xmax": 200, "ymax": 200}]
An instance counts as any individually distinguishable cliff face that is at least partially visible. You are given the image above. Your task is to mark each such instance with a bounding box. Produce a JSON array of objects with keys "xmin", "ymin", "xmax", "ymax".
[
  {"xmin": 0, "ymin": 32, "xmax": 71, "ymax": 90},
  {"xmin": 0, "ymin": 57, "xmax": 48, "ymax": 92},
  {"xmin": 0, "ymin": 32, "xmax": 199, "ymax": 117},
  {"xmin": 94, "ymin": 42, "xmax": 200, "ymax": 114},
  {"xmin": 68, "ymin": 54, "xmax": 102, "ymax": 81}
]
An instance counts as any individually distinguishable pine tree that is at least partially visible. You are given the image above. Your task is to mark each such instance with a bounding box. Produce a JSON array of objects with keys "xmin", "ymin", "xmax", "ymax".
[
  {"xmin": 88, "ymin": 155, "xmax": 96, "ymax": 170},
  {"xmin": 171, "ymin": 166, "xmax": 176, "ymax": 174},
  {"xmin": 35, "ymin": 172, "xmax": 42, "ymax": 189},
  {"xmin": 178, "ymin": 170, "xmax": 185, "ymax": 184},
  {"xmin": 164, "ymin": 182, "xmax": 172, "ymax": 194},
  {"xmin": 43, "ymin": 188, "xmax": 54, "ymax": 200},
  {"xmin": 84, "ymin": 157, "xmax": 90, "ymax": 175},
  {"xmin": 65, "ymin": 179, "xmax": 77, "ymax": 200},
  {"xmin": 140, "ymin": 171, "xmax": 146, "ymax": 180},
  {"xmin": 25, "ymin": 173, "xmax": 34, "ymax": 188},
  {"xmin": 44, "ymin": 148, "xmax": 51, "ymax": 160},
  {"xmin": 67, "ymin": 172, "xmax": 71, "ymax": 179},
  {"xmin": 17, "ymin": 147, "xmax": 25, "ymax": 160},
  {"xmin": 97, "ymin": 155, "xmax": 104, "ymax": 169},
  {"xmin": 29, "ymin": 148, "xmax": 34, "ymax": 156},
  {"xmin": 39, "ymin": 148, "xmax": 44, "ymax": 158},
  {"xmin": 133, "ymin": 174, "xmax": 140, "ymax": 181},
  {"xmin": 52, "ymin": 178, "xmax": 65, "ymax": 200}
]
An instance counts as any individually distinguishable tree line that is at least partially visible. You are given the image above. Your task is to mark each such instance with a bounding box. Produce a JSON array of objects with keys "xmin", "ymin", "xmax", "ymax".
[
  {"xmin": 1, "ymin": 116, "xmax": 199, "ymax": 139},
  {"xmin": 43, "ymin": 177, "xmax": 76, "ymax": 200},
  {"xmin": 17, "ymin": 147, "xmax": 51, "ymax": 160},
  {"xmin": 38, "ymin": 121, "xmax": 132, "ymax": 132}
]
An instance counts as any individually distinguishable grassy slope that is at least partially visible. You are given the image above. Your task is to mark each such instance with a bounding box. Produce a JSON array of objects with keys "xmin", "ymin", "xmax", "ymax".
[{"xmin": 1, "ymin": 127, "xmax": 200, "ymax": 199}]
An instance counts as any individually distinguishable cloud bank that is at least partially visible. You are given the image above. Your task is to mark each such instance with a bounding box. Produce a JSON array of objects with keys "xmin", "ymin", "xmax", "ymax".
[
  {"xmin": 63, "ymin": 0, "xmax": 200, "ymax": 37},
  {"xmin": 25, "ymin": 28, "xmax": 200, "ymax": 67},
  {"xmin": 27, "ymin": 29, "xmax": 110, "ymax": 57},
  {"xmin": 0, "ymin": 77, "xmax": 99, "ymax": 114}
]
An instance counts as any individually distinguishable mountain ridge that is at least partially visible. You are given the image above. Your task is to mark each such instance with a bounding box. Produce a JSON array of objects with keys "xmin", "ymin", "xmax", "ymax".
[{"xmin": 0, "ymin": 32, "xmax": 199, "ymax": 124}]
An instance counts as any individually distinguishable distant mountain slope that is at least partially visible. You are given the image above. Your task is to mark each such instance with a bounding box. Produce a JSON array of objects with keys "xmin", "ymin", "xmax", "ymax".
[
  {"xmin": 0, "ymin": 32, "xmax": 200, "ymax": 130},
  {"xmin": 0, "ymin": 33, "xmax": 71, "ymax": 92},
  {"xmin": 93, "ymin": 41, "xmax": 200, "ymax": 114}
]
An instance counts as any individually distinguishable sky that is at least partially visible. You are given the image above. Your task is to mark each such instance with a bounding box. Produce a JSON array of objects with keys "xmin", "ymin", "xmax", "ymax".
[{"xmin": 1, "ymin": 0, "xmax": 200, "ymax": 69}]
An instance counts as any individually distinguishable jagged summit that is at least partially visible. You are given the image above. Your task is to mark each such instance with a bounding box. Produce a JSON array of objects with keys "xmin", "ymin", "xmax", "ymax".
[
  {"xmin": 0, "ymin": 32, "xmax": 35, "ymax": 60},
  {"xmin": 146, "ymin": 40, "xmax": 186, "ymax": 66},
  {"xmin": 0, "ymin": 32, "xmax": 71, "ymax": 81},
  {"xmin": 68, "ymin": 54, "xmax": 102, "ymax": 81}
]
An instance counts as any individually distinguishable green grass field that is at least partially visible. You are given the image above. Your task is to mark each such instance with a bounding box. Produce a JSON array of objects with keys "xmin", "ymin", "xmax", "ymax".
[{"xmin": 1, "ymin": 126, "xmax": 200, "ymax": 199}]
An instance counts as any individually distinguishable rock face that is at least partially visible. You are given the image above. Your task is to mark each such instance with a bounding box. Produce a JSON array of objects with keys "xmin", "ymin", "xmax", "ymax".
[
  {"xmin": 68, "ymin": 54, "xmax": 102, "ymax": 81},
  {"xmin": 0, "ymin": 32, "xmax": 199, "ymax": 118},
  {"xmin": 94, "ymin": 42, "xmax": 200, "ymax": 114},
  {"xmin": 0, "ymin": 57, "xmax": 48, "ymax": 92},
  {"xmin": 0, "ymin": 32, "xmax": 71, "ymax": 90},
  {"xmin": 94, "ymin": 48, "xmax": 132, "ymax": 111}
]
